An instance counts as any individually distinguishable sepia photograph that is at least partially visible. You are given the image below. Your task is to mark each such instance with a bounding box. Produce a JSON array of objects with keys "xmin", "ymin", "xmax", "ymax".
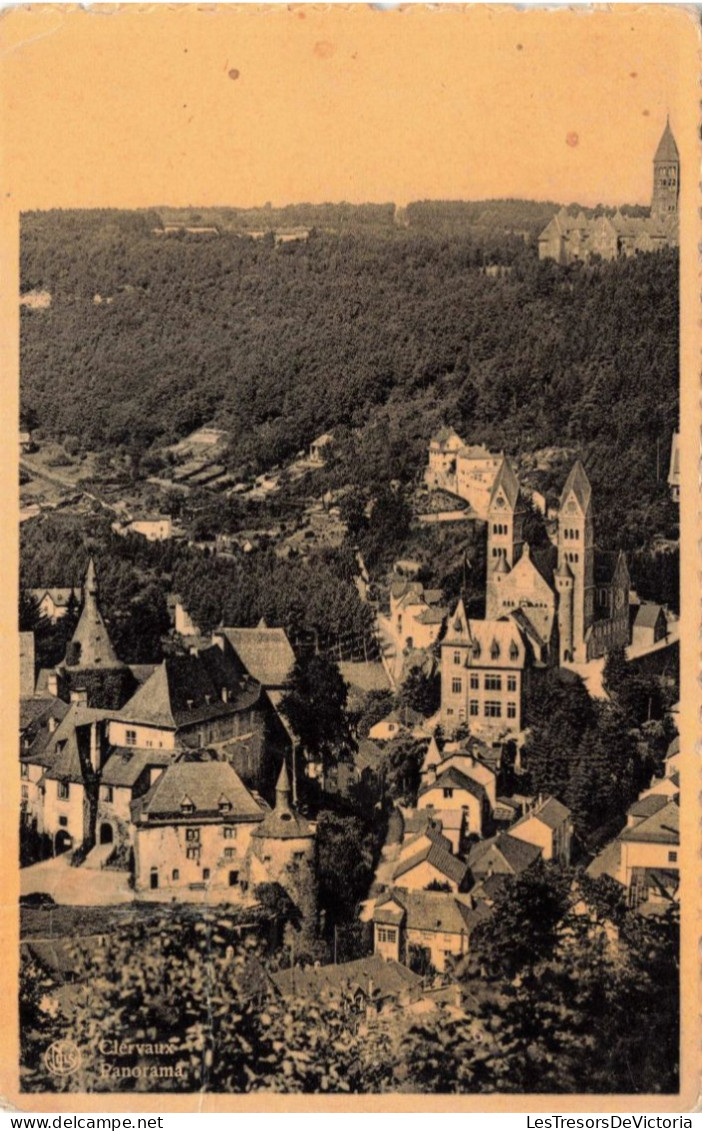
[{"xmin": 2, "ymin": 2, "xmax": 697, "ymax": 1107}]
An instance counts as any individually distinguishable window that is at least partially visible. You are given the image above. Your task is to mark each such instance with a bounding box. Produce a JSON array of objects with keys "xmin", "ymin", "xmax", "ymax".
[
  {"xmin": 484, "ymin": 701, "xmax": 502, "ymax": 718},
  {"xmin": 58, "ymin": 782, "xmax": 70, "ymax": 800},
  {"xmin": 20, "ymin": 763, "xmax": 28, "ymax": 779},
  {"xmin": 470, "ymin": 673, "xmax": 479, "ymax": 689},
  {"xmin": 186, "ymin": 846, "xmax": 201, "ymax": 861},
  {"xmin": 507, "ymin": 702, "xmax": 517, "ymax": 719},
  {"xmin": 451, "ymin": 677, "xmax": 462, "ymax": 695},
  {"xmin": 507, "ymin": 674, "xmax": 517, "ymax": 692},
  {"xmin": 446, "ymin": 708, "xmax": 454, "ymax": 716},
  {"xmin": 203, "ymin": 868, "xmax": 211, "ymax": 881},
  {"xmin": 223, "ymin": 826, "xmax": 237, "ymax": 840},
  {"xmin": 668, "ymin": 851, "xmax": 678, "ymax": 864},
  {"xmin": 377, "ymin": 927, "xmax": 397, "ymax": 944},
  {"xmin": 453, "ymin": 651, "xmax": 461, "ymax": 665},
  {"xmin": 490, "ymin": 641, "xmax": 501, "ymax": 660},
  {"xmin": 21, "ymin": 785, "xmax": 28, "ymax": 801},
  {"xmin": 443, "ymin": 788, "xmax": 454, "ymax": 799},
  {"xmin": 59, "ymin": 816, "xmax": 68, "ymax": 828},
  {"xmin": 172, "ymin": 868, "xmax": 180, "ymax": 881},
  {"xmin": 102, "ymin": 785, "xmax": 114, "ymax": 803},
  {"xmin": 469, "ymin": 700, "xmax": 479, "ymax": 717},
  {"xmin": 224, "ymin": 847, "xmax": 237, "ymax": 860},
  {"xmin": 125, "ymin": 729, "xmax": 137, "ymax": 746},
  {"xmin": 186, "ymin": 828, "xmax": 201, "ymax": 842},
  {"xmin": 293, "ymin": 851, "xmax": 305, "ymax": 862},
  {"xmin": 484, "ymin": 674, "xmax": 502, "ymax": 691},
  {"xmin": 229, "ymin": 870, "xmax": 239, "ymax": 887},
  {"xmin": 509, "ymin": 642, "xmax": 519, "ymax": 662}
]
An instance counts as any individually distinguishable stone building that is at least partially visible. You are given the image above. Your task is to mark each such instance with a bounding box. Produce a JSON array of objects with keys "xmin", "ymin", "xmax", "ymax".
[{"xmin": 538, "ymin": 120, "xmax": 679, "ymax": 264}]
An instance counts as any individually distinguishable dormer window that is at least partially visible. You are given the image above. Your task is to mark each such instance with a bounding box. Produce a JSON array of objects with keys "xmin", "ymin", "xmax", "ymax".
[
  {"xmin": 180, "ymin": 795, "xmax": 195, "ymax": 814},
  {"xmin": 472, "ymin": 640, "xmax": 481, "ymax": 659},
  {"xmin": 490, "ymin": 640, "xmax": 500, "ymax": 661},
  {"xmin": 509, "ymin": 642, "xmax": 519, "ymax": 661},
  {"xmin": 218, "ymin": 795, "xmax": 232, "ymax": 813}
]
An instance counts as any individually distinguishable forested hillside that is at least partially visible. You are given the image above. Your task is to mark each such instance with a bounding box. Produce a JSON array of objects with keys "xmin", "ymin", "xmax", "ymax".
[{"xmin": 20, "ymin": 209, "xmax": 678, "ymax": 550}]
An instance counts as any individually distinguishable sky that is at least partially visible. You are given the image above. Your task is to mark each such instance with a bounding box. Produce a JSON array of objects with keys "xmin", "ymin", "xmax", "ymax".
[{"xmin": 0, "ymin": 5, "xmax": 696, "ymax": 210}]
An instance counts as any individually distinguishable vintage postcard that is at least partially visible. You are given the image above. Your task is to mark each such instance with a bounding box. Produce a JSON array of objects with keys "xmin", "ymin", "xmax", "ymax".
[{"xmin": 0, "ymin": 2, "xmax": 698, "ymax": 1112}]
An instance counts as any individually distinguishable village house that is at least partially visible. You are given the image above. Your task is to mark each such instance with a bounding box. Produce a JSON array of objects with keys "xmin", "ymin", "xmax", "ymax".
[
  {"xmin": 127, "ymin": 515, "xmax": 173, "ymax": 541},
  {"xmin": 386, "ymin": 579, "xmax": 448, "ymax": 652},
  {"xmin": 20, "ymin": 696, "xmax": 70, "ymax": 832},
  {"xmin": 631, "ymin": 603, "xmax": 668, "ymax": 650},
  {"xmin": 368, "ymin": 707, "xmax": 427, "ymax": 743},
  {"xmin": 167, "ymin": 594, "xmax": 201, "ymax": 637},
  {"xmin": 111, "ymin": 637, "xmax": 290, "ymax": 797},
  {"xmin": 271, "ymin": 953, "xmax": 423, "ymax": 1016},
  {"xmin": 29, "ymin": 587, "xmax": 82, "ymax": 624},
  {"xmin": 587, "ymin": 794, "xmax": 679, "ymax": 913},
  {"xmin": 467, "ymin": 832, "xmax": 542, "ymax": 881},
  {"xmin": 391, "ymin": 822, "xmax": 471, "ymax": 892},
  {"xmin": 131, "ymin": 759, "xmax": 265, "ymax": 899},
  {"xmin": 508, "ymin": 795, "xmax": 573, "ymax": 865},
  {"xmin": 417, "ymin": 764, "xmax": 490, "ymax": 842},
  {"xmin": 373, "ymin": 888, "xmax": 490, "ymax": 973}
]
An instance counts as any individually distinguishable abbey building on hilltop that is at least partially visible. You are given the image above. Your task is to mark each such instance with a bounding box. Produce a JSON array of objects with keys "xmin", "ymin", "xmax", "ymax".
[{"xmin": 538, "ymin": 119, "xmax": 679, "ymax": 264}]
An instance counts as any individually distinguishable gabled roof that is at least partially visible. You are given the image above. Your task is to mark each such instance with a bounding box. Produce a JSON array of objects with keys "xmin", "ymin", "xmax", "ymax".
[
  {"xmin": 100, "ymin": 747, "xmax": 173, "ymax": 788},
  {"xmin": 443, "ymin": 615, "xmax": 526, "ymax": 668},
  {"xmin": 468, "ymin": 832, "xmax": 542, "ymax": 875},
  {"xmin": 393, "ymin": 838, "xmax": 470, "ymax": 887},
  {"xmin": 356, "ymin": 738, "xmax": 385, "ymax": 774},
  {"xmin": 488, "ymin": 458, "xmax": 521, "ymax": 512},
  {"xmin": 271, "ymin": 953, "xmax": 421, "ymax": 1002},
  {"xmin": 634, "ymin": 603, "xmax": 666, "ymax": 630},
  {"xmin": 29, "ymin": 587, "xmax": 81, "ymax": 608},
  {"xmin": 374, "ymin": 888, "xmax": 489, "ymax": 935},
  {"xmin": 132, "ymin": 760, "xmax": 263, "ymax": 821},
  {"xmin": 119, "ymin": 647, "xmax": 261, "ymax": 730},
  {"xmin": 627, "ymin": 793, "xmax": 670, "ymax": 820},
  {"xmin": 415, "ymin": 606, "xmax": 447, "ymax": 626},
  {"xmin": 419, "ymin": 765, "xmax": 487, "ymax": 803},
  {"xmin": 654, "ymin": 119, "xmax": 679, "ymax": 163},
  {"xmin": 20, "ymin": 697, "xmax": 71, "ymax": 765},
  {"xmin": 217, "ymin": 625, "xmax": 295, "ymax": 689},
  {"xmin": 620, "ymin": 798, "xmax": 679, "ymax": 845},
  {"xmin": 430, "ymin": 427, "xmax": 463, "ymax": 449},
  {"xmin": 559, "ymin": 460, "xmax": 592, "ymax": 514},
  {"xmin": 512, "ymin": 796, "xmax": 571, "ymax": 832}
]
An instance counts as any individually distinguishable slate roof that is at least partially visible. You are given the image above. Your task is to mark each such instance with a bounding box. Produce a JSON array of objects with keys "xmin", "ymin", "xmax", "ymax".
[
  {"xmin": 634, "ymin": 603, "xmax": 666, "ymax": 630},
  {"xmin": 419, "ymin": 765, "xmax": 487, "ymax": 803},
  {"xmin": 512, "ymin": 796, "xmax": 571, "ymax": 832},
  {"xmin": 119, "ymin": 647, "xmax": 261, "ymax": 730},
  {"xmin": 488, "ymin": 458, "xmax": 521, "ymax": 512},
  {"xmin": 356, "ymin": 739, "xmax": 385, "ymax": 775},
  {"xmin": 415, "ymin": 606, "xmax": 447, "ymax": 626},
  {"xmin": 65, "ymin": 559, "xmax": 124, "ymax": 671},
  {"xmin": 654, "ymin": 119, "xmax": 679, "ymax": 163},
  {"xmin": 627, "ymin": 793, "xmax": 671, "ymax": 820},
  {"xmin": 100, "ymin": 747, "xmax": 173, "ymax": 788},
  {"xmin": 393, "ymin": 837, "xmax": 470, "ymax": 886},
  {"xmin": 619, "ymin": 799, "xmax": 679, "ymax": 845},
  {"xmin": 271, "ymin": 954, "xmax": 421, "ymax": 1002},
  {"xmin": 42, "ymin": 704, "xmax": 120, "ymax": 780},
  {"xmin": 217, "ymin": 624, "xmax": 295, "ymax": 689},
  {"xmin": 443, "ymin": 615, "xmax": 526, "ymax": 667},
  {"xmin": 468, "ymin": 832, "xmax": 542, "ymax": 876},
  {"xmin": 560, "ymin": 460, "xmax": 592, "ymax": 513},
  {"xmin": 20, "ymin": 697, "xmax": 71, "ymax": 765},
  {"xmin": 132, "ymin": 760, "xmax": 263, "ymax": 822},
  {"xmin": 430, "ymin": 427, "xmax": 463, "ymax": 448},
  {"xmin": 374, "ymin": 889, "xmax": 490, "ymax": 935},
  {"xmin": 338, "ymin": 662, "xmax": 391, "ymax": 694}
]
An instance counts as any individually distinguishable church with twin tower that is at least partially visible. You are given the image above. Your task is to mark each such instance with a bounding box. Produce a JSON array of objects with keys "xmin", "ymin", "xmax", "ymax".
[{"xmin": 485, "ymin": 459, "xmax": 630, "ymax": 665}]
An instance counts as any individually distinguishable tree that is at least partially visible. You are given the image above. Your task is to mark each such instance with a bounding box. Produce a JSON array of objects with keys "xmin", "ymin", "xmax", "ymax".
[
  {"xmin": 383, "ymin": 735, "xmax": 426, "ymax": 805},
  {"xmin": 279, "ymin": 655, "xmax": 354, "ymax": 780},
  {"xmin": 398, "ymin": 664, "xmax": 440, "ymax": 718}
]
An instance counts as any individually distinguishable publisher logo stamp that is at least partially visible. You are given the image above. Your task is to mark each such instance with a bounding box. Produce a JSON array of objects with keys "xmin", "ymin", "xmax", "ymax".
[{"xmin": 44, "ymin": 1039, "xmax": 82, "ymax": 1077}]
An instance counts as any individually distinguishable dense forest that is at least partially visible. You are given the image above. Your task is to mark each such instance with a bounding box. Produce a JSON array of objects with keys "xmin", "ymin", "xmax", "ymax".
[{"xmin": 21, "ymin": 208, "xmax": 678, "ymax": 553}]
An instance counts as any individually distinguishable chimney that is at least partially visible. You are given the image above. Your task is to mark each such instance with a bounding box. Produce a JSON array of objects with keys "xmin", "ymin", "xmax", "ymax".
[
  {"xmin": 47, "ymin": 671, "xmax": 59, "ymax": 697},
  {"xmin": 221, "ymin": 687, "xmax": 229, "ymax": 703},
  {"xmin": 213, "ymin": 631, "xmax": 226, "ymax": 653},
  {"xmin": 70, "ymin": 687, "xmax": 88, "ymax": 706},
  {"xmin": 48, "ymin": 716, "xmax": 58, "ymax": 734}
]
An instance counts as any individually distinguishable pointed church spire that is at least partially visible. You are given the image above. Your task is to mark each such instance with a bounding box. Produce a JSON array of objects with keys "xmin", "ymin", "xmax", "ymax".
[{"xmin": 64, "ymin": 557, "xmax": 124, "ymax": 670}]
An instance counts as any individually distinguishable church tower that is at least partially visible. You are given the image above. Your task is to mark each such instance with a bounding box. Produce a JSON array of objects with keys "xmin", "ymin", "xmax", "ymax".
[
  {"xmin": 557, "ymin": 461, "xmax": 595, "ymax": 663},
  {"xmin": 554, "ymin": 557, "xmax": 575, "ymax": 663},
  {"xmin": 651, "ymin": 117, "xmax": 680, "ymax": 223},
  {"xmin": 486, "ymin": 459, "xmax": 524, "ymax": 620}
]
